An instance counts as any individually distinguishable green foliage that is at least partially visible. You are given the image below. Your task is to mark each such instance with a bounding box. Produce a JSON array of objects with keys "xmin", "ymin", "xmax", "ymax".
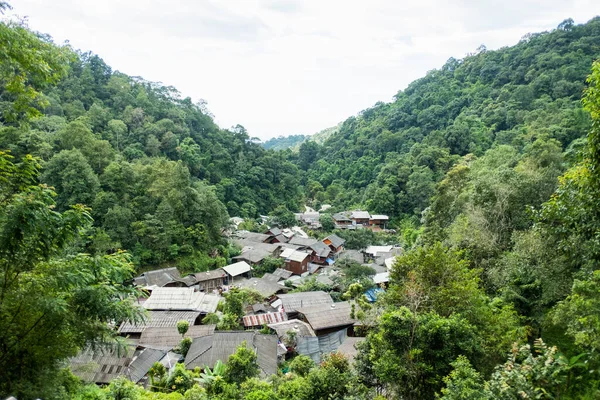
[
  {"xmin": 0, "ymin": 152, "xmax": 143, "ymax": 399},
  {"xmin": 223, "ymin": 341, "xmax": 260, "ymax": 386},
  {"xmin": 165, "ymin": 364, "xmax": 194, "ymax": 394},
  {"xmin": 178, "ymin": 337, "xmax": 193, "ymax": 357},
  {"xmin": 0, "ymin": 18, "xmax": 71, "ymax": 123},
  {"xmin": 177, "ymin": 320, "xmax": 190, "ymax": 337},
  {"xmin": 439, "ymin": 356, "xmax": 485, "ymax": 400},
  {"xmin": 289, "ymin": 355, "xmax": 315, "ymax": 377},
  {"xmin": 253, "ymin": 256, "xmax": 284, "ymax": 276},
  {"xmin": 269, "ymin": 205, "xmax": 297, "ymax": 228}
]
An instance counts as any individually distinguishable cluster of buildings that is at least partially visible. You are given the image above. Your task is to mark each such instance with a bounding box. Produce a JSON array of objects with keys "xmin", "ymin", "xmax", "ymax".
[
  {"xmin": 293, "ymin": 210, "xmax": 390, "ymax": 231},
  {"xmin": 69, "ymin": 218, "xmax": 401, "ymax": 388}
]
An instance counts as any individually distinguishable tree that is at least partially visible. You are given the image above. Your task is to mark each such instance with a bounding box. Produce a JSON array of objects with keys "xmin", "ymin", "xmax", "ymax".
[
  {"xmin": 223, "ymin": 341, "xmax": 260, "ymax": 385},
  {"xmin": 439, "ymin": 356, "xmax": 485, "ymax": 400},
  {"xmin": 0, "ymin": 152, "xmax": 143, "ymax": 399},
  {"xmin": 269, "ymin": 205, "xmax": 296, "ymax": 228},
  {"xmin": 289, "ymin": 355, "xmax": 314, "ymax": 377},
  {"xmin": 0, "ymin": 18, "xmax": 71, "ymax": 123},
  {"xmin": 177, "ymin": 320, "xmax": 190, "ymax": 337},
  {"xmin": 319, "ymin": 214, "xmax": 335, "ymax": 231}
]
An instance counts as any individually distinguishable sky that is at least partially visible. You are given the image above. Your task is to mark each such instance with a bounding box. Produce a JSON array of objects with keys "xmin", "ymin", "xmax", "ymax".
[{"xmin": 8, "ymin": 0, "xmax": 600, "ymax": 140}]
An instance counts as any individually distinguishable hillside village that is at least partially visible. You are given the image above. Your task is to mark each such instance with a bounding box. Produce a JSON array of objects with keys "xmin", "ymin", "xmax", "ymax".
[{"xmin": 69, "ymin": 210, "xmax": 399, "ymax": 388}]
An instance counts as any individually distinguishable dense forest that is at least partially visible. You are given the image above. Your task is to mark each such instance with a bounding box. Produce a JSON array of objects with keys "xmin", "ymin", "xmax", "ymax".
[{"xmin": 3, "ymin": 2, "xmax": 600, "ymax": 398}]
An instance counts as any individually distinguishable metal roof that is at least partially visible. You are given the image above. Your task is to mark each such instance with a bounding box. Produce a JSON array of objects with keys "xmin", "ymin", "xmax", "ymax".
[
  {"xmin": 223, "ymin": 261, "xmax": 253, "ymax": 277},
  {"xmin": 350, "ymin": 211, "xmax": 371, "ymax": 219},
  {"xmin": 369, "ymin": 214, "xmax": 389, "ymax": 220},
  {"xmin": 286, "ymin": 250, "xmax": 310, "ymax": 262},
  {"xmin": 138, "ymin": 325, "xmax": 216, "ymax": 350},
  {"xmin": 268, "ymin": 319, "xmax": 315, "ymax": 338},
  {"xmin": 272, "ymin": 268, "xmax": 293, "ymax": 279},
  {"xmin": 373, "ymin": 272, "xmax": 390, "ymax": 284},
  {"xmin": 309, "ymin": 241, "xmax": 331, "ymax": 258},
  {"xmin": 232, "ymin": 249, "xmax": 271, "ymax": 264},
  {"xmin": 276, "ymin": 291, "xmax": 334, "ymax": 312},
  {"xmin": 133, "ymin": 267, "xmax": 183, "ymax": 288},
  {"xmin": 142, "ymin": 288, "xmax": 220, "ymax": 312},
  {"xmin": 119, "ymin": 310, "xmax": 201, "ymax": 334},
  {"xmin": 288, "ymin": 236, "xmax": 318, "ymax": 247},
  {"xmin": 385, "ymin": 257, "xmax": 396, "ymax": 270},
  {"xmin": 185, "ymin": 332, "xmax": 278, "ymax": 376},
  {"xmin": 70, "ymin": 345, "xmax": 135, "ymax": 384},
  {"xmin": 236, "ymin": 277, "xmax": 287, "ymax": 298},
  {"xmin": 127, "ymin": 348, "xmax": 166, "ymax": 383},
  {"xmin": 324, "ymin": 234, "xmax": 345, "ymax": 248},
  {"xmin": 297, "ymin": 302, "xmax": 356, "ymax": 331},
  {"xmin": 243, "ymin": 311, "xmax": 287, "ymax": 327},
  {"xmin": 364, "ymin": 245, "xmax": 394, "ymax": 256},
  {"xmin": 193, "ymin": 268, "xmax": 226, "ymax": 282}
]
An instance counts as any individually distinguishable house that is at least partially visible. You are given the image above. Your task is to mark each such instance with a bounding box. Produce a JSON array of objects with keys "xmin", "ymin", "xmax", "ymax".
[
  {"xmin": 133, "ymin": 267, "xmax": 195, "ymax": 288},
  {"xmin": 332, "ymin": 213, "xmax": 353, "ymax": 229},
  {"xmin": 271, "ymin": 268, "xmax": 293, "ymax": 280},
  {"xmin": 384, "ymin": 257, "xmax": 396, "ymax": 271},
  {"xmin": 243, "ymin": 311, "xmax": 287, "ymax": 328},
  {"xmin": 373, "ymin": 272, "xmax": 390, "ymax": 286},
  {"xmin": 280, "ymin": 248, "xmax": 310, "ymax": 275},
  {"xmin": 296, "ymin": 301, "xmax": 356, "ymax": 336},
  {"xmin": 236, "ymin": 277, "xmax": 288, "ymax": 299},
  {"xmin": 308, "ymin": 241, "xmax": 332, "ymax": 265},
  {"xmin": 369, "ymin": 214, "xmax": 389, "ymax": 229},
  {"xmin": 267, "ymin": 319, "xmax": 316, "ymax": 341},
  {"xmin": 295, "ymin": 212, "xmax": 321, "ymax": 229},
  {"xmin": 119, "ymin": 310, "xmax": 203, "ymax": 338},
  {"xmin": 142, "ymin": 287, "xmax": 220, "ymax": 314},
  {"xmin": 185, "ymin": 332, "xmax": 278, "ymax": 376},
  {"xmin": 274, "ymin": 291, "xmax": 334, "ymax": 318},
  {"xmin": 70, "ymin": 345, "xmax": 136, "ymax": 385},
  {"xmin": 323, "ymin": 234, "xmax": 345, "ymax": 255},
  {"xmin": 193, "ymin": 268, "xmax": 226, "ymax": 292},
  {"xmin": 350, "ymin": 211, "xmax": 371, "ymax": 226},
  {"xmin": 223, "ymin": 261, "xmax": 253, "ymax": 283},
  {"xmin": 138, "ymin": 325, "xmax": 216, "ymax": 350},
  {"xmin": 232, "ymin": 231, "xmax": 271, "ymax": 244}
]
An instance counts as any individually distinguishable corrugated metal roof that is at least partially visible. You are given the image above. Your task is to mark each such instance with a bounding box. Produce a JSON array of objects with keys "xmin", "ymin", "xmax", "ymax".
[
  {"xmin": 272, "ymin": 268, "xmax": 293, "ymax": 279},
  {"xmin": 309, "ymin": 242, "xmax": 331, "ymax": 258},
  {"xmin": 142, "ymin": 287, "xmax": 220, "ymax": 312},
  {"xmin": 127, "ymin": 348, "xmax": 166, "ymax": 383},
  {"xmin": 364, "ymin": 245, "xmax": 394, "ymax": 256},
  {"xmin": 193, "ymin": 268, "xmax": 226, "ymax": 282},
  {"xmin": 288, "ymin": 236, "xmax": 318, "ymax": 247},
  {"xmin": 236, "ymin": 277, "xmax": 287, "ymax": 298},
  {"xmin": 369, "ymin": 214, "xmax": 389, "ymax": 220},
  {"xmin": 324, "ymin": 234, "xmax": 345, "ymax": 248},
  {"xmin": 119, "ymin": 310, "xmax": 201, "ymax": 334},
  {"xmin": 185, "ymin": 332, "xmax": 278, "ymax": 376},
  {"xmin": 138, "ymin": 325, "xmax": 216, "ymax": 349},
  {"xmin": 350, "ymin": 211, "xmax": 370, "ymax": 219},
  {"xmin": 286, "ymin": 250, "xmax": 310, "ymax": 262},
  {"xmin": 243, "ymin": 311, "xmax": 287, "ymax": 327},
  {"xmin": 373, "ymin": 272, "xmax": 390, "ymax": 284},
  {"xmin": 133, "ymin": 267, "xmax": 182, "ymax": 288},
  {"xmin": 297, "ymin": 302, "xmax": 356, "ymax": 331},
  {"xmin": 70, "ymin": 345, "xmax": 135, "ymax": 384},
  {"xmin": 276, "ymin": 291, "xmax": 334, "ymax": 312}
]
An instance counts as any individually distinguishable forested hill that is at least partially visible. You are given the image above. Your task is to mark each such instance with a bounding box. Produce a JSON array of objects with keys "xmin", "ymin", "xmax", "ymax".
[
  {"xmin": 262, "ymin": 134, "xmax": 308, "ymax": 150},
  {"xmin": 0, "ymin": 35, "xmax": 304, "ymax": 266},
  {"xmin": 297, "ymin": 17, "xmax": 599, "ymax": 220}
]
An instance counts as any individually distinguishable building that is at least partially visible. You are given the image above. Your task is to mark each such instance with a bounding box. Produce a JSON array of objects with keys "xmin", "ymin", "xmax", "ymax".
[
  {"xmin": 184, "ymin": 332, "xmax": 278, "ymax": 376},
  {"xmin": 308, "ymin": 241, "xmax": 332, "ymax": 265},
  {"xmin": 133, "ymin": 267, "xmax": 195, "ymax": 288},
  {"xmin": 193, "ymin": 268, "xmax": 226, "ymax": 292},
  {"xmin": 274, "ymin": 291, "xmax": 334, "ymax": 318},
  {"xmin": 332, "ymin": 213, "xmax": 353, "ymax": 229},
  {"xmin": 296, "ymin": 301, "xmax": 356, "ymax": 336},
  {"xmin": 280, "ymin": 248, "xmax": 310, "ymax": 275},
  {"xmin": 323, "ymin": 234, "xmax": 345, "ymax": 255},
  {"xmin": 236, "ymin": 277, "xmax": 288, "ymax": 299},
  {"xmin": 288, "ymin": 236, "xmax": 318, "ymax": 249},
  {"xmin": 350, "ymin": 211, "xmax": 371, "ymax": 226},
  {"xmin": 222, "ymin": 261, "xmax": 253, "ymax": 282},
  {"xmin": 119, "ymin": 310, "xmax": 203, "ymax": 339},
  {"xmin": 369, "ymin": 214, "xmax": 389, "ymax": 229}
]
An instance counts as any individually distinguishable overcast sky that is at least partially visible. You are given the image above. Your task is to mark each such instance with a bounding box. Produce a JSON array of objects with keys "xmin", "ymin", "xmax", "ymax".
[{"xmin": 8, "ymin": 0, "xmax": 600, "ymax": 140}]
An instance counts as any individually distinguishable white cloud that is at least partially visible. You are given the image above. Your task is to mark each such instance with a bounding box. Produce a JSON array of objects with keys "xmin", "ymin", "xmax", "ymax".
[{"xmin": 8, "ymin": 0, "xmax": 600, "ymax": 139}]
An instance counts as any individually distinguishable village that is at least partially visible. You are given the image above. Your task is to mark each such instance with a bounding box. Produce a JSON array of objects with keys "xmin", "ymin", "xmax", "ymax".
[{"xmin": 69, "ymin": 210, "xmax": 399, "ymax": 388}]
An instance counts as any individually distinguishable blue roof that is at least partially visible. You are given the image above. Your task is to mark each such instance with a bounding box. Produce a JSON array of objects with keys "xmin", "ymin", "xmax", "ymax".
[{"xmin": 365, "ymin": 287, "xmax": 384, "ymax": 303}]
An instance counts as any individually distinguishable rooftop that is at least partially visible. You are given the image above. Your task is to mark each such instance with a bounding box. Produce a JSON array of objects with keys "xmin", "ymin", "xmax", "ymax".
[
  {"xmin": 369, "ymin": 214, "xmax": 389, "ymax": 220},
  {"xmin": 297, "ymin": 302, "xmax": 356, "ymax": 331},
  {"xmin": 267, "ymin": 319, "xmax": 316, "ymax": 339},
  {"xmin": 243, "ymin": 311, "xmax": 288, "ymax": 327},
  {"xmin": 193, "ymin": 268, "xmax": 227, "ymax": 282},
  {"xmin": 364, "ymin": 245, "xmax": 394, "ymax": 256},
  {"xmin": 142, "ymin": 287, "xmax": 220, "ymax": 312},
  {"xmin": 223, "ymin": 261, "xmax": 253, "ymax": 277},
  {"xmin": 350, "ymin": 211, "xmax": 371, "ymax": 219},
  {"xmin": 138, "ymin": 325, "xmax": 216, "ymax": 350},
  {"xmin": 119, "ymin": 310, "xmax": 201, "ymax": 334},
  {"xmin": 324, "ymin": 234, "xmax": 345, "ymax": 249},
  {"xmin": 236, "ymin": 277, "xmax": 287, "ymax": 298},
  {"xmin": 276, "ymin": 291, "xmax": 334, "ymax": 312},
  {"xmin": 185, "ymin": 332, "xmax": 278, "ymax": 376},
  {"xmin": 288, "ymin": 236, "xmax": 318, "ymax": 247},
  {"xmin": 309, "ymin": 241, "xmax": 331, "ymax": 258}
]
